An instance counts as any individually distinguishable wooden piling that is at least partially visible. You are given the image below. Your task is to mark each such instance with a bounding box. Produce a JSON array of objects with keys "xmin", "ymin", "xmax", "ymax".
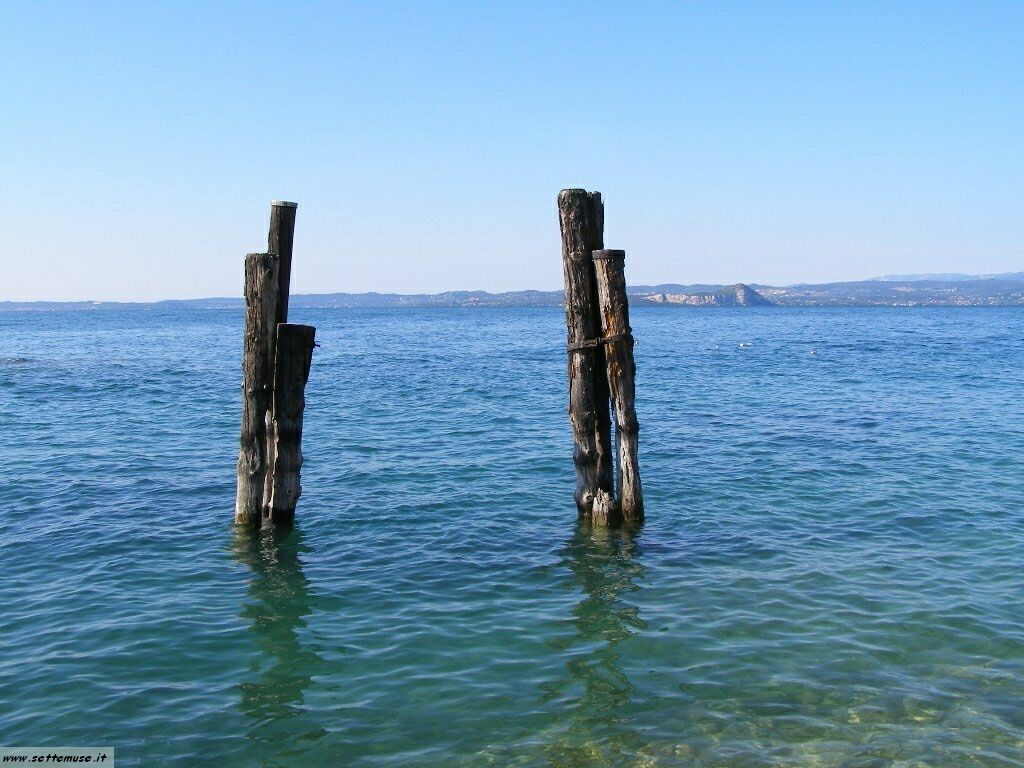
[
  {"xmin": 558, "ymin": 189, "xmax": 614, "ymax": 520},
  {"xmin": 589, "ymin": 199, "xmax": 614, "ymax": 502},
  {"xmin": 593, "ymin": 249, "xmax": 644, "ymax": 523},
  {"xmin": 235, "ymin": 253, "xmax": 280, "ymax": 525},
  {"xmin": 268, "ymin": 201, "xmax": 298, "ymax": 324},
  {"xmin": 262, "ymin": 323, "xmax": 316, "ymax": 526}
]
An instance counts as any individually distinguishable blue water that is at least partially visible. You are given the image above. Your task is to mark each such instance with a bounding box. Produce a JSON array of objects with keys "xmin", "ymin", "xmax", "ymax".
[{"xmin": 2, "ymin": 306, "xmax": 1023, "ymax": 766}]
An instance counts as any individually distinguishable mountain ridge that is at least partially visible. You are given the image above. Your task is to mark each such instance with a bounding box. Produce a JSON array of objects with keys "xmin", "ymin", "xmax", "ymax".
[
  {"xmin": 6, "ymin": 274, "xmax": 1024, "ymax": 310},
  {"xmin": 871, "ymin": 271, "xmax": 1024, "ymax": 282}
]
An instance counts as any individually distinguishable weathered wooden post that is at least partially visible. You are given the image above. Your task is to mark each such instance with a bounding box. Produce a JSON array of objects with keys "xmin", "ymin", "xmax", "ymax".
[
  {"xmin": 268, "ymin": 201, "xmax": 298, "ymax": 324},
  {"xmin": 593, "ymin": 250, "xmax": 644, "ymax": 523},
  {"xmin": 558, "ymin": 189, "xmax": 614, "ymax": 522},
  {"xmin": 235, "ymin": 200, "xmax": 316, "ymax": 527},
  {"xmin": 262, "ymin": 323, "xmax": 316, "ymax": 526},
  {"xmin": 235, "ymin": 253, "xmax": 280, "ymax": 525}
]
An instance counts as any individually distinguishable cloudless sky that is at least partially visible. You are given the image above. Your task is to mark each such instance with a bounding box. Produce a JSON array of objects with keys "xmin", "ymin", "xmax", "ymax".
[{"xmin": 4, "ymin": 1, "xmax": 1022, "ymax": 301}]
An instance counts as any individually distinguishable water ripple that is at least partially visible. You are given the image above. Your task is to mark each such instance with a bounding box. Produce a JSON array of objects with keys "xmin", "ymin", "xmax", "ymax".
[{"xmin": 1, "ymin": 307, "xmax": 1023, "ymax": 766}]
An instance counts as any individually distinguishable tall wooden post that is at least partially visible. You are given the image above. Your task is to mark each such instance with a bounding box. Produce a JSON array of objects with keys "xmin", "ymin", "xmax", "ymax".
[
  {"xmin": 268, "ymin": 201, "xmax": 298, "ymax": 324},
  {"xmin": 588, "ymin": 198, "xmax": 614, "ymax": 499},
  {"xmin": 235, "ymin": 253, "xmax": 280, "ymax": 525},
  {"xmin": 263, "ymin": 323, "xmax": 316, "ymax": 526},
  {"xmin": 236, "ymin": 200, "xmax": 316, "ymax": 527},
  {"xmin": 558, "ymin": 188, "xmax": 614, "ymax": 521},
  {"xmin": 593, "ymin": 249, "xmax": 644, "ymax": 523}
]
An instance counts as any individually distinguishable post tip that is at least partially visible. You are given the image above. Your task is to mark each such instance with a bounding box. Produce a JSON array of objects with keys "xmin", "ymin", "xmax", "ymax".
[
  {"xmin": 558, "ymin": 188, "xmax": 601, "ymax": 201},
  {"xmin": 271, "ymin": 200, "xmax": 298, "ymax": 208}
]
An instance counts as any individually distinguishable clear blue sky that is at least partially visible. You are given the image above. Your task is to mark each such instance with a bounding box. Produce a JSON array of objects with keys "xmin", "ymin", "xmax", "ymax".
[{"xmin": 5, "ymin": 1, "xmax": 1022, "ymax": 301}]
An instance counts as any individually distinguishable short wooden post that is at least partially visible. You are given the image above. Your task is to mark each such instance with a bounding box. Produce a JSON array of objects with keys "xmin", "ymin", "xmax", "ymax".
[
  {"xmin": 268, "ymin": 201, "xmax": 298, "ymax": 324},
  {"xmin": 593, "ymin": 249, "xmax": 644, "ymax": 523},
  {"xmin": 262, "ymin": 323, "xmax": 316, "ymax": 526},
  {"xmin": 235, "ymin": 253, "xmax": 280, "ymax": 525},
  {"xmin": 558, "ymin": 188, "xmax": 614, "ymax": 520}
]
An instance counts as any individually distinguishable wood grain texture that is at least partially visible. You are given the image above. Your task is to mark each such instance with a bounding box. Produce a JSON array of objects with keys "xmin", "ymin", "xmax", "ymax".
[
  {"xmin": 268, "ymin": 202, "xmax": 297, "ymax": 325},
  {"xmin": 235, "ymin": 253, "xmax": 279, "ymax": 525},
  {"xmin": 593, "ymin": 249, "xmax": 644, "ymax": 523},
  {"xmin": 588, "ymin": 195, "xmax": 614, "ymax": 500},
  {"xmin": 590, "ymin": 489, "xmax": 617, "ymax": 527},
  {"xmin": 558, "ymin": 188, "xmax": 613, "ymax": 519},
  {"xmin": 263, "ymin": 323, "xmax": 316, "ymax": 526}
]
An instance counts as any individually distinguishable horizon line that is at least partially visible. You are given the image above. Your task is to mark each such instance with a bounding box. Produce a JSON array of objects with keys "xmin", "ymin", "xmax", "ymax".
[{"xmin": 4, "ymin": 271, "xmax": 1024, "ymax": 305}]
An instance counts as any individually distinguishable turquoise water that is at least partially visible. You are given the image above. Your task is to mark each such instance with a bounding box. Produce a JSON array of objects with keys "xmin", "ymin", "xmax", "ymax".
[{"xmin": 2, "ymin": 306, "xmax": 1023, "ymax": 767}]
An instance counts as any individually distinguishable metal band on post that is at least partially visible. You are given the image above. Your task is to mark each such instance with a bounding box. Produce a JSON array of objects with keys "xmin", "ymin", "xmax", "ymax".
[{"xmin": 566, "ymin": 329, "xmax": 634, "ymax": 353}]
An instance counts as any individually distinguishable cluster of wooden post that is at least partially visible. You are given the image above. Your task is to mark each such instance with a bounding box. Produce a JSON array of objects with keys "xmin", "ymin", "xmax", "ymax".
[
  {"xmin": 558, "ymin": 189, "xmax": 644, "ymax": 526},
  {"xmin": 234, "ymin": 201, "xmax": 316, "ymax": 527}
]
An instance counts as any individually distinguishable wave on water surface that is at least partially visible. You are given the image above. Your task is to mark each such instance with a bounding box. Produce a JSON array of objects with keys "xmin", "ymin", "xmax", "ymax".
[{"xmin": 2, "ymin": 306, "xmax": 1024, "ymax": 766}]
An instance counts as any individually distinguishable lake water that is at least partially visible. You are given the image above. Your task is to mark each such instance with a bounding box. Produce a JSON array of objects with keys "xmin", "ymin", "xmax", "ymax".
[{"xmin": 2, "ymin": 306, "xmax": 1023, "ymax": 767}]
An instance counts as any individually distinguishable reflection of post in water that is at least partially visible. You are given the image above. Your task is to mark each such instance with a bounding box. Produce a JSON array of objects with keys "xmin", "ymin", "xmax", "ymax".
[
  {"xmin": 543, "ymin": 523, "xmax": 647, "ymax": 760},
  {"xmin": 232, "ymin": 526, "xmax": 324, "ymax": 745}
]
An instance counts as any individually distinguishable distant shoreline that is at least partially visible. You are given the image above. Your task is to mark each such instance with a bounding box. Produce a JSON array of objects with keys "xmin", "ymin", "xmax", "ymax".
[{"xmin": 6, "ymin": 272, "xmax": 1024, "ymax": 309}]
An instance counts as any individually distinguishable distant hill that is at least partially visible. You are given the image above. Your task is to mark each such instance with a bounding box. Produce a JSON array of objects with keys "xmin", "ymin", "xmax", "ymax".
[
  {"xmin": 0, "ymin": 284, "xmax": 772, "ymax": 311},
  {"xmin": 629, "ymin": 283, "xmax": 772, "ymax": 306},
  {"xmin": 872, "ymin": 271, "xmax": 1024, "ymax": 282},
  {"xmin": 7, "ymin": 274, "xmax": 1024, "ymax": 310},
  {"xmin": 755, "ymin": 276, "xmax": 1024, "ymax": 306}
]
